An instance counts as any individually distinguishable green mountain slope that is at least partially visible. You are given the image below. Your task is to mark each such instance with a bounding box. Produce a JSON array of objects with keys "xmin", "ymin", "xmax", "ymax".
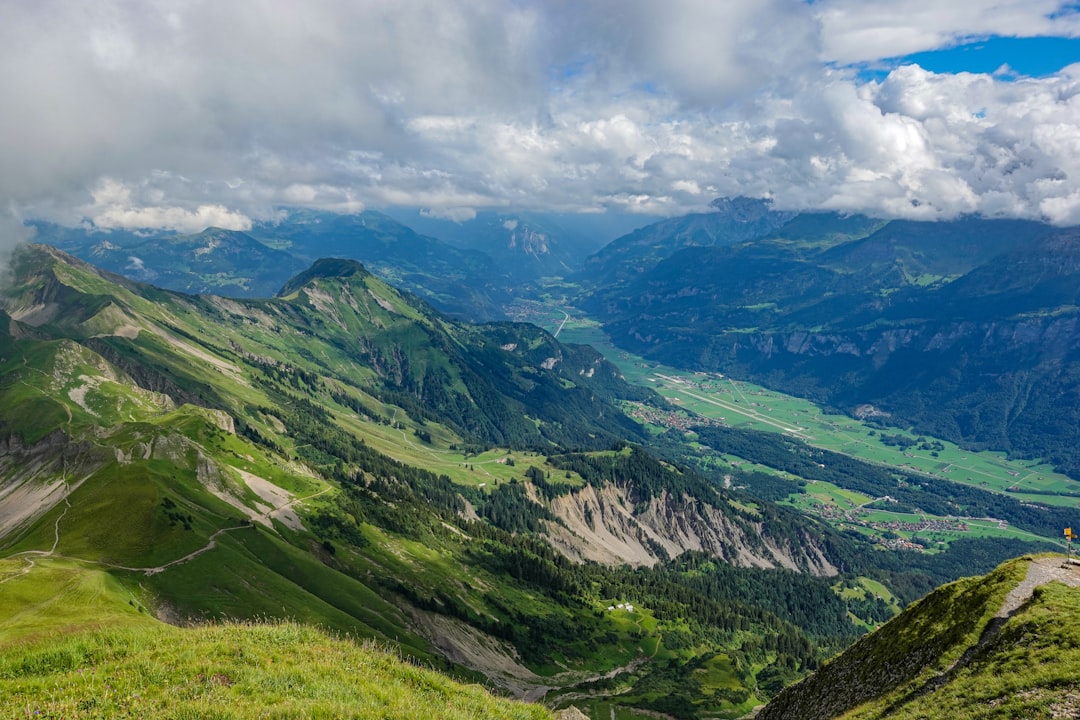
[
  {"xmin": 579, "ymin": 197, "xmax": 802, "ymax": 288},
  {"xmin": 758, "ymin": 554, "xmax": 1080, "ymax": 719},
  {"xmin": 0, "ymin": 558, "xmax": 551, "ymax": 720},
  {"xmin": 31, "ymin": 210, "xmax": 512, "ymax": 321},
  {"xmin": 0, "ymin": 244, "xmax": 904, "ymax": 718},
  {"xmin": 583, "ymin": 216, "xmax": 1080, "ymax": 476}
]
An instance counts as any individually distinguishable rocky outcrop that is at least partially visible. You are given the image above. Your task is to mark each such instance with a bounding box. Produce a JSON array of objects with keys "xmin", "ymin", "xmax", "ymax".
[
  {"xmin": 544, "ymin": 481, "xmax": 837, "ymax": 575},
  {"xmin": 736, "ymin": 316, "xmax": 1080, "ymax": 365},
  {"xmin": 0, "ymin": 430, "xmax": 107, "ymax": 539}
]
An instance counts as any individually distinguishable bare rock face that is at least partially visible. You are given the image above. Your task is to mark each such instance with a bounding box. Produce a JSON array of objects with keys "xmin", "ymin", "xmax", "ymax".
[
  {"xmin": 543, "ymin": 480, "xmax": 838, "ymax": 576},
  {"xmin": 555, "ymin": 707, "xmax": 589, "ymax": 720}
]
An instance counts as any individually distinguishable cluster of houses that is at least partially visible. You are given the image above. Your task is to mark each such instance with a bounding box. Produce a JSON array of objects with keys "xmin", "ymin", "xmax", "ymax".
[
  {"xmin": 624, "ymin": 402, "xmax": 723, "ymax": 432},
  {"xmin": 880, "ymin": 537, "xmax": 927, "ymax": 552},
  {"xmin": 607, "ymin": 602, "xmax": 635, "ymax": 612},
  {"xmin": 872, "ymin": 518, "xmax": 969, "ymax": 533},
  {"xmin": 814, "ymin": 503, "xmax": 970, "ymax": 534}
]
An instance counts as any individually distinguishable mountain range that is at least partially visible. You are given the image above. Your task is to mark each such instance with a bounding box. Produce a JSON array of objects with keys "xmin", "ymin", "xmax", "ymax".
[
  {"xmin": 41, "ymin": 199, "xmax": 1080, "ymax": 482},
  {"xmin": 0, "ymin": 243, "xmax": 915, "ymax": 718},
  {"xmin": 581, "ymin": 206, "xmax": 1080, "ymax": 478},
  {"xmin": 7, "ymin": 194, "xmax": 1080, "ymax": 718}
]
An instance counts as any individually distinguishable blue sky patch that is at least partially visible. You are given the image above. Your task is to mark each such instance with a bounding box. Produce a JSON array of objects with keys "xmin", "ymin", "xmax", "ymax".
[{"xmin": 892, "ymin": 35, "xmax": 1080, "ymax": 78}]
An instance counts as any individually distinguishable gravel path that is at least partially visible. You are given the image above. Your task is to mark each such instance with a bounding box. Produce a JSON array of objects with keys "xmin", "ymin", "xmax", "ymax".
[{"xmin": 997, "ymin": 556, "xmax": 1080, "ymax": 618}]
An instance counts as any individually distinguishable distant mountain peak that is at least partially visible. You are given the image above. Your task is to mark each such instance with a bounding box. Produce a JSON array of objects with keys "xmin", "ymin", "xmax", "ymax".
[
  {"xmin": 708, "ymin": 196, "xmax": 777, "ymax": 220},
  {"xmin": 276, "ymin": 257, "xmax": 371, "ymax": 297}
]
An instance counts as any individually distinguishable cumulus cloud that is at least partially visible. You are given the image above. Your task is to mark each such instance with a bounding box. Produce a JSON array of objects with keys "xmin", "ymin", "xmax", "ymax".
[
  {"xmin": 84, "ymin": 179, "xmax": 253, "ymax": 233},
  {"xmin": 1, "ymin": 0, "xmax": 1080, "ymax": 232},
  {"xmin": 815, "ymin": 0, "xmax": 1080, "ymax": 64}
]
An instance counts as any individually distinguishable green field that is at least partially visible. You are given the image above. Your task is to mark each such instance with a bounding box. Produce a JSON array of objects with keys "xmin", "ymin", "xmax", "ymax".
[
  {"xmin": 512, "ymin": 305, "xmax": 1078, "ymax": 551},
  {"xmin": 542, "ymin": 311, "xmax": 1080, "ymax": 507}
]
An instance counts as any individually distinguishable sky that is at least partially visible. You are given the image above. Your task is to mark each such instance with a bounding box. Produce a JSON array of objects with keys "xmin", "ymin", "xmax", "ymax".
[{"xmin": 2, "ymin": 0, "xmax": 1080, "ymax": 240}]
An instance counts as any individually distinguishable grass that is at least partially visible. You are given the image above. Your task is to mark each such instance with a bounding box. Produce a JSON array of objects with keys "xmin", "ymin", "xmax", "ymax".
[
  {"xmin": 535, "ymin": 311, "xmax": 1079, "ymax": 552},
  {"xmin": 865, "ymin": 580, "xmax": 1080, "ymax": 720},
  {"xmin": 139, "ymin": 525, "xmax": 433, "ymax": 656},
  {"xmin": 762, "ymin": 557, "xmax": 1034, "ymax": 720},
  {"xmin": 0, "ymin": 621, "xmax": 552, "ymax": 720},
  {"xmin": 550, "ymin": 316, "xmax": 1079, "ymax": 507},
  {"xmin": 0, "ymin": 557, "xmax": 155, "ymax": 647},
  {"xmin": 825, "ymin": 556, "xmax": 1080, "ymax": 719}
]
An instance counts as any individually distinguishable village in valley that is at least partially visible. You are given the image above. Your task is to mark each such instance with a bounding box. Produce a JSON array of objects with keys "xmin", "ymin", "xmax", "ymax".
[
  {"xmin": 812, "ymin": 500, "xmax": 978, "ymax": 552},
  {"xmin": 622, "ymin": 400, "xmax": 725, "ymax": 434}
]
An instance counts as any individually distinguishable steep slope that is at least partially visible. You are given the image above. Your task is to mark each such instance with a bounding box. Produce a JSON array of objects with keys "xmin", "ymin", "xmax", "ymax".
[
  {"xmin": 581, "ymin": 197, "xmax": 834, "ymax": 288},
  {"xmin": 759, "ymin": 554, "xmax": 1080, "ymax": 719},
  {"xmin": 272, "ymin": 257, "xmax": 652, "ymax": 450},
  {"xmin": 0, "ymin": 560, "xmax": 551, "ymax": 720},
  {"xmin": 0, "ymin": 244, "xmax": 891, "ymax": 718},
  {"xmin": 541, "ymin": 446, "xmax": 840, "ymax": 575},
  {"xmin": 586, "ymin": 217, "xmax": 1080, "ymax": 475}
]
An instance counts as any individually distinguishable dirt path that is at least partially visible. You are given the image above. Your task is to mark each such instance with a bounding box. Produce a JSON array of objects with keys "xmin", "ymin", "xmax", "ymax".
[
  {"xmin": 876, "ymin": 555, "xmax": 1080, "ymax": 716},
  {"xmin": 0, "ymin": 490, "xmax": 73, "ymax": 585},
  {"xmin": 2, "ymin": 484, "xmax": 332, "ymax": 578},
  {"xmin": 0, "ymin": 556, "xmax": 38, "ymax": 585},
  {"xmin": 998, "ymin": 556, "xmax": 1080, "ymax": 617},
  {"xmin": 133, "ymin": 485, "xmax": 332, "ymax": 575}
]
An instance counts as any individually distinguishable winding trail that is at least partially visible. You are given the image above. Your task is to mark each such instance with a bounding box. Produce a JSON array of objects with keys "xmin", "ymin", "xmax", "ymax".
[
  {"xmin": 2, "ymin": 483, "xmax": 332, "ymax": 578},
  {"xmin": 130, "ymin": 484, "xmax": 333, "ymax": 576},
  {"xmin": 0, "ymin": 556, "xmax": 37, "ymax": 585}
]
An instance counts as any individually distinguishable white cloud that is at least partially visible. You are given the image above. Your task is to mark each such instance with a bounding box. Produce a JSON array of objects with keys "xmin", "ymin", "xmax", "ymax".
[
  {"xmin": 421, "ymin": 207, "xmax": 477, "ymax": 222},
  {"xmin": 815, "ymin": 0, "xmax": 1080, "ymax": 64},
  {"xmin": 86, "ymin": 179, "xmax": 252, "ymax": 233},
  {"xmin": 93, "ymin": 203, "xmax": 253, "ymax": 234},
  {"xmin": 0, "ymin": 0, "xmax": 1079, "ymax": 232}
]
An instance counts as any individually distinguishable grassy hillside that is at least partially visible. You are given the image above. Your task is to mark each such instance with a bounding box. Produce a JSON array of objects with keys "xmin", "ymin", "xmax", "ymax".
[
  {"xmin": 4, "ymin": 244, "xmax": 1063, "ymax": 718},
  {"xmin": 0, "ymin": 245, "xmax": 879, "ymax": 718},
  {"xmin": 1, "ymin": 622, "xmax": 552, "ymax": 720},
  {"xmin": 760, "ymin": 554, "xmax": 1080, "ymax": 719},
  {"xmin": 0, "ymin": 529, "xmax": 548, "ymax": 720}
]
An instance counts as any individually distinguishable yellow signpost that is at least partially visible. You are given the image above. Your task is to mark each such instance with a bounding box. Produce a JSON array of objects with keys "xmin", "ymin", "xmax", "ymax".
[{"xmin": 1066, "ymin": 528, "xmax": 1075, "ymax": 565}]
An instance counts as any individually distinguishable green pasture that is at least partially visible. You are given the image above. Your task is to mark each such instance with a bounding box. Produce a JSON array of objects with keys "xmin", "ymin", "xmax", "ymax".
[
  {"xmin": 833, "ymin": 576, "xmax": 900, "ymax": 607},
  {"xmin": 775, "ymin": 477, "xmax": 1053, "ymax": 550},
  {"xmin": 331, "ymin": 398, "xmax": 585, "ymax": 491},
  {"xmin": 546, "ymin": 309, "xmax": 1080, "ymax": 510},
  {"xmin": 0, "ymin": 557, "xmax": 154, "ymax": 646},
  {"xmin": 0, "ymin": 620, "xmax": 551, "ymax": 720}
]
